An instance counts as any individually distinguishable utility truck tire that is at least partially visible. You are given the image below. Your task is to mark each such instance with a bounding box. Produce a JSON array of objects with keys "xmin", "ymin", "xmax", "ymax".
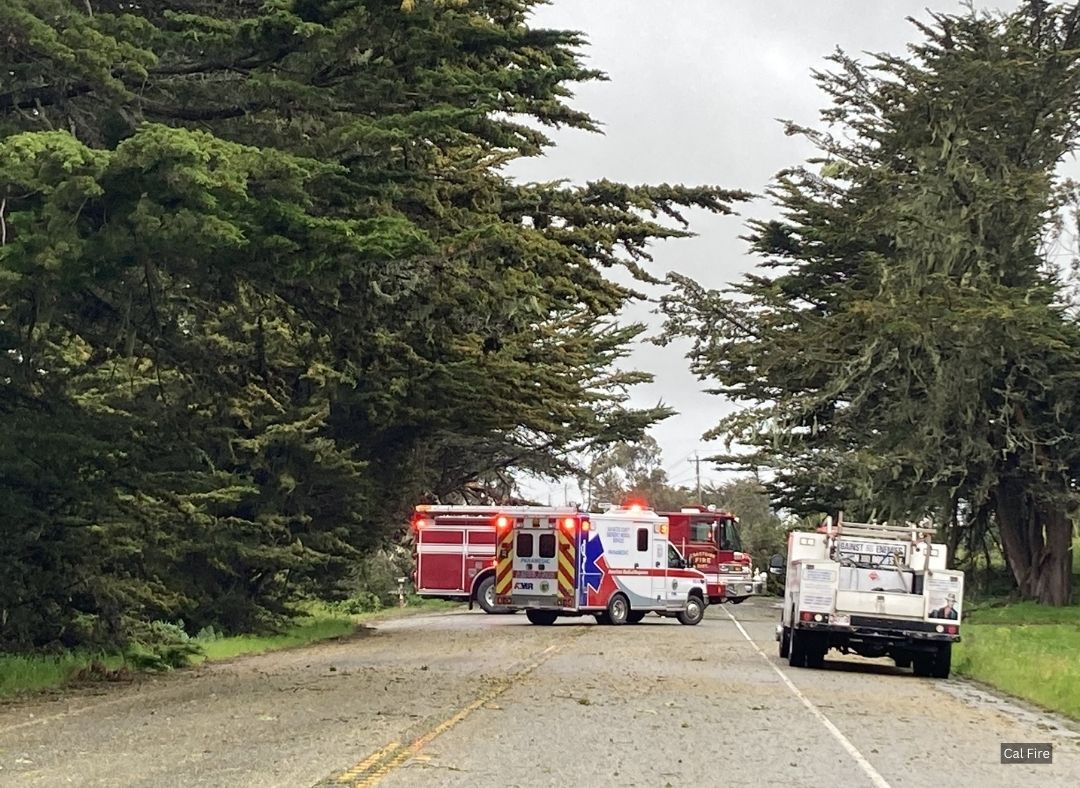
[
  {"xmin": 676, "ymin": 595, "xmax": 705, "ymax": 626},
  {"xmin": 788, "ymin": 627, "xmax": 808, "ymax": 667},
  {"xmin": 475, "ymin": 575, "xmax": 498, "ymax": 614},
  {"xmin": 932, "ymin": 643, "xmax": 952, "ymax": 679},
  {"xmin": 894, "ymin": 654, "xmax": 912, "ymax": 669},
  {"xmin": 607, "ymin": 594, "xmax": 630, "ymax": 625},
  {"xmin": 779, "ymin": 626, "xmax": 791, "ymax": 659},
  {"xmin": 627, "ymin": 612, "xmax": 647, "ymax": 624},
  {"xmin": 525, "ymin": 609, "xmax": 558, "ymax": 626},
  {"xmin": 805, "ymin": 634, "xmax": 826, "ymax": 668}
]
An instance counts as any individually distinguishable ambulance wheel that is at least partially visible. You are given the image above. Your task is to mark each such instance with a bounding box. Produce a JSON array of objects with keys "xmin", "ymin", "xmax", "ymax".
[
  {"xmin": 606, "ymin": 594, "xmax": 630, "ymax": 625},
  {"xmin": 779, "ymin": 626, "xmax": 791, "ymax": 659},
  {"xmin": 525, "ymin": 609, "xmax": 558, "ymax": 626},
  {"xmin": 475, "ymin": 575, "xmax": 499, "ymax": 614},
  {"xmin": 676, "ymin": 595, "xmax": 705, "ymax": 626},
  {"xmin": 593, "ymin": 612, "xmax": 611, "ymax": 625},
  {"xmin": 627, "ymin": 612, "xmax": 647, "ymax": 624}
]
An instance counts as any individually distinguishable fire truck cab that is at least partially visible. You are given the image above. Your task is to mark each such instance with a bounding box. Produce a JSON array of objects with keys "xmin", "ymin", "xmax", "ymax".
[
  {"xmin": 496, "ymin": 504, "xmax": 709, "ymax": 626},
  {"xmin": 664, "ymin": 506, "xmax": 766, "ymax": 604}
]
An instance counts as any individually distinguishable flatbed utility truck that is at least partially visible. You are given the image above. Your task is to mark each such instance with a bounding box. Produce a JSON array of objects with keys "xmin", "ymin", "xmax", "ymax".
[{"xmin": 772, "ymin": 514, "xmax": 963, "ymax": 678}]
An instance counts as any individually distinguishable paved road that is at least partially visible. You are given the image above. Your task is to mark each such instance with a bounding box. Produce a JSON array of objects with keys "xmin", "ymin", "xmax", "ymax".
[{"xmin": 0, "ymin": 599, "xmax": 1077, "ymax": 787}]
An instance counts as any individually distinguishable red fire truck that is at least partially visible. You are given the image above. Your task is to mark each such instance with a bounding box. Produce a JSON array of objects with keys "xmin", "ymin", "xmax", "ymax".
[
  {"xmin": 664, "ymin": 506, "xmax": 765, "ymax": 605},
  {"xmin": 410, "ymin": 505, "xmax": 578, "ymax": 613}
]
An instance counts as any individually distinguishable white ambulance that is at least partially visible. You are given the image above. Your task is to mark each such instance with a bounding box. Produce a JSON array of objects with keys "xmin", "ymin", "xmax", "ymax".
[{"xmin": 494, "ymin": 503, "xmax": 708, "ymax": 626}]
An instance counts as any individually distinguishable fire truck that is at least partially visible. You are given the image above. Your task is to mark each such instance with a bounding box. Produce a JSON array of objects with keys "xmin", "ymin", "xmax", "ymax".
[
  {"xmin": 410, "ymin": 504, "xmax": 571, "ymax": 613},
  {"xmin": 772, "ymin": 514, "xmax": 963, "ymax": 678},
  {"xmin": 495, "ymin": 504, "xmax": 708, "ymax": 626},
  {"xmin": 666, "ymin": 506, "xmax": 766, "ymax": 604}
]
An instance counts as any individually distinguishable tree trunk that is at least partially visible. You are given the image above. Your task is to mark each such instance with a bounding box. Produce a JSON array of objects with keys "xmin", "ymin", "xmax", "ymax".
[{"xmin": 994, "ymin": 478, "xmax": 1074, "ymax": 605}]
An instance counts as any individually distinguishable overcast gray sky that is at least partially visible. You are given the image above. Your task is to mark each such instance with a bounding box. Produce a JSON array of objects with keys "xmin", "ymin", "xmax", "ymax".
[{"xmin": 509, "ymin": 0, "xmax": 1018, "ymax": 504}]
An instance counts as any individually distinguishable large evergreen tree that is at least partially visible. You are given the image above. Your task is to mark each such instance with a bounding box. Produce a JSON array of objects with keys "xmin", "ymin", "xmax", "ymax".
[
  {"xmin": 0, "ymin": 0, "xmax": 747, "ymax": 648},
  {"xmin": 662, "ymin": 1, "xmax": 1080, "ymax": 604}
]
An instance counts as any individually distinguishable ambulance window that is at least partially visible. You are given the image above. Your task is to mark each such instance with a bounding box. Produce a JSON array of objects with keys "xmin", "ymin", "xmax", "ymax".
[
  {"xmin": 516, "ymin": 532, "xmax": 533, "ymax": 558},
  {"xmin": 636, "ymin": 528, "xmax": 649, "ymax": 552},
  {"xmin": 538, "ymin": 533, "xmax": 556, "ymax": 558}
]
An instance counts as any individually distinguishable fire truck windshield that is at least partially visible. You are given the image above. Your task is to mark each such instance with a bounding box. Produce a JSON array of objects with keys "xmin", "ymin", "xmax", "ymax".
[{"xmin": 717, "ymin": 518, "xmax": 742, "ymax": 551}]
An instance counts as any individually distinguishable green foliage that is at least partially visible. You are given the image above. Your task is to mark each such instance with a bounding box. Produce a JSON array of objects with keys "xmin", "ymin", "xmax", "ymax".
[
  {"xmin": 662, "ymin": 1, "xmax": 1080, "ymax": 604},
  {"xmin": 0, "ymin": 0, "xmax": 745, "ymax": 651}
]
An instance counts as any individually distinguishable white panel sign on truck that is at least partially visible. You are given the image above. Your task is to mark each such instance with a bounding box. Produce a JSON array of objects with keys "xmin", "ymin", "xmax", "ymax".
[{"xmin": 799, "ymin": 566, "xmax": 837, "ymax": 612}]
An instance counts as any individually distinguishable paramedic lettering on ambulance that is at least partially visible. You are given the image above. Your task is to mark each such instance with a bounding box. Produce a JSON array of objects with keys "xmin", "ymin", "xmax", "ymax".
[{"xmin": 930, "ymin": 593, "xmax": 959, "ymax": 620}]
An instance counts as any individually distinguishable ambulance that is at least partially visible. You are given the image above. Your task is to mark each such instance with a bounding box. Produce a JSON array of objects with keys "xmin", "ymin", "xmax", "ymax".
[{"xmin": 494, "ymin": 503, "xmax": 708, "ymax": 625}]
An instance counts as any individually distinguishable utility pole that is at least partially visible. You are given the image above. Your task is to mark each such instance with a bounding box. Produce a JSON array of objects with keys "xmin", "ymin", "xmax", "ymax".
[{"xmin": 691, "ymin": 452, "xmax": 702, "ymax": 503}]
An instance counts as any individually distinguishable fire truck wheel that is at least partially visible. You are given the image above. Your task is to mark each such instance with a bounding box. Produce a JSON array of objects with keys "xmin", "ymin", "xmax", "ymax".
[
  {"xmin": 475, "ymin": 575, "xmax": 499, "ymax": 614},
  {"xmin": 525, "ymin": 609, "xmax": 558, "ymax": 626},
  {"xmin": 779, "ymin": 626, "xmax": 791, "ymax": 658},
  {"xmin": 627, "ymin": 612, "xmax": 647, "ymax": 624},
  {"xmin": 676, "ymin": 595, "xmax": 705, "ymax": 626},
  {"xmin": 606, "ymin": 594, "xmax": 630, "ymax": 625}
]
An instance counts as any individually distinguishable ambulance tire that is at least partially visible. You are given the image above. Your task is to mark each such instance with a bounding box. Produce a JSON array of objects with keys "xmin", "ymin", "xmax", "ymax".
[
  {"xmin": 475, "ymin": 575, "xmax": 499, "ymax": 614},
  {"xmin": 606, "ymin": 594, "xmax": 630, "ymax": 625},
  {"xmin": 779, "ymin": 626, "xmax": 791, "ymax": 658},
  {"xmin": 676, "ymin": 595, "xmax": 705, "ymax": 626},
  {"xmin": 525, "ymin": 609, "xmax": 559, "ymax": 626},
  {"xmin": 627, "ymin": 612, "xmax": 647, "ymax": 624},
  {"xmin": 594, "ymin": 612, "xmax": 612, "ymax": 625}
]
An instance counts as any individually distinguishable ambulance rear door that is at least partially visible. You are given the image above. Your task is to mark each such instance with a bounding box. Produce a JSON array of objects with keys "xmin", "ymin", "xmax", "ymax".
[{"xmin": 510, "ymin": 515, "xmax": 560, "ymax": 607}]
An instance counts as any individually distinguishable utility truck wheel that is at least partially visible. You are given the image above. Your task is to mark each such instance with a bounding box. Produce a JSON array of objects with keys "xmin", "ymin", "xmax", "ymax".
[
  {"xmin": 894, "ymin": 654, "xmax": 912, "ymax": 669},
  {"xmin": 788, "ymin": 627, "xmax": 808, "ymax": 667},
  {"xmin": 779, "ymin": 626, "xmax": 791, "ymax": 659},
  {"xmin": 476, "ymin": 575, "xmax": 498, "ymax": 614},
  {"xmin": 932, "ymin": 643, "xmax": 952, "ymax": 679},
  {"xmin": 913, "ymin": 652, "xmax": 933, "ymax": 677},
  {"xmin": 525, "ymin": 609, "xmax": 558, "ymax": 626},
  {"xmin": 677, "ymin": 595, "xmax": 705, "ymax": 626},
  {"xmin": 627, "ymin": 612, "xmax": 647, "ymax": 624},
  {"xmin": 805, "ymin": 634, "xmax": 826, "ymax": 668},
  {"xmin": 607, "ymin": 594, "xmax": 630, "ymax": 625}
]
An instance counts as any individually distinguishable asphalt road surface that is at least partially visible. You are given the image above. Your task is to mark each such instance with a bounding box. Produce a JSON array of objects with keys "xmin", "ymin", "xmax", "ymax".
[{"xmin": 0, "ymin": 599, "xmax": 1077, "ymax": 787}]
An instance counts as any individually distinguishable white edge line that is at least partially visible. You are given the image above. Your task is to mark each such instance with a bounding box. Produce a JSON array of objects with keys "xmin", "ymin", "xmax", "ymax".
[{"xmin": 723, "ymin": 607, "xmax": 893, "ymax": 788}]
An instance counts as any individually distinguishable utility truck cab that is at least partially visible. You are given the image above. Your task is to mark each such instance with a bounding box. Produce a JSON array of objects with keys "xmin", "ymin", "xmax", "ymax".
[
  {"xmin": 496, "ymin": 504, "xmax": 708, "ymax": 626},
  {"xmin": 773, "ymin": 514, "xmax": 963, "ymax": 678}
]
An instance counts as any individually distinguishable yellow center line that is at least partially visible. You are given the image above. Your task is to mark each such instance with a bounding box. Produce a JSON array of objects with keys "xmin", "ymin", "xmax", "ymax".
[{"xmin": 328, "ymin": 642, "xmax": 566, "ymax": 788}]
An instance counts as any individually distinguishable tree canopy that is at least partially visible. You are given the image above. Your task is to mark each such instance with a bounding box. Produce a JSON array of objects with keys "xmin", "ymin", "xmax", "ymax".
[
  {"xmin": 662, "ymin": 1, "xmax": 1080, "ymax": 604},
  {"xmin": 0, "ymin": 0, "xmax": 747, "ymax": 650}
]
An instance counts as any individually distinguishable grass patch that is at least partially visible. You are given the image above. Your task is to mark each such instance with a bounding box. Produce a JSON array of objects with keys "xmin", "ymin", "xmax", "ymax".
[
  {"xmin": 954, "ymin": 600, "xmax": 1080, "ymax": 720},
  {"xmin": 0, "ymin": 598, "xmax": 461, "ymax": 699}
]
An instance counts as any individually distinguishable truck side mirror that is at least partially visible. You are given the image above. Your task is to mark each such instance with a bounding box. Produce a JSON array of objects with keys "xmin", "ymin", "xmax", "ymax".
[{"xmin": 768, "ymin": 554, "xmax": 786, "ymax": 575}]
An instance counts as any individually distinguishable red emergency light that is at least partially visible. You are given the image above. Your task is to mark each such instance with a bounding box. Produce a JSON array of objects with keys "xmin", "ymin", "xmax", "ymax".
[
  {"xmin": 581, "ymin": 520, "xmax": 591, "ymax": 532},
  {"xmin": 495, "ymin": 515, "xmax": 510, "ymax": 530},
  {"xmin": 561, "ymin": 517, "xmax": 575, "ymax": 531},
  {"xmin": 414, "ymin": 518, "xmax": 429, "ymax": 530}
]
